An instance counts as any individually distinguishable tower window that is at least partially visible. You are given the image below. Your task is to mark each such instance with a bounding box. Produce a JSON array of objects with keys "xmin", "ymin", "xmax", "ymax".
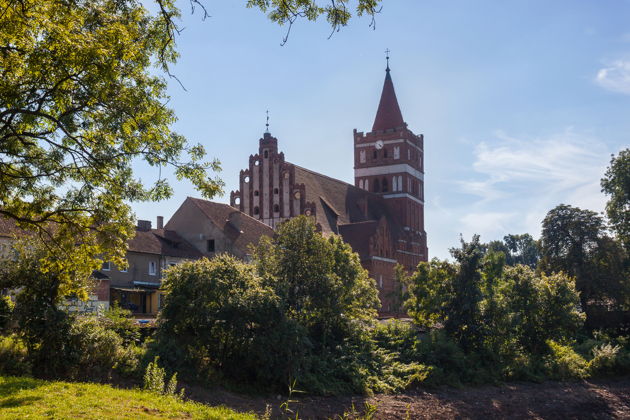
[
  {"xmin": 383, "ymin": 148, "xmax": 388, "ymax": 158},
  {"xmin": 392, "ymin": 177, "xmax": 398, "ymax": 191},
  {"xmin": 264, "ymin": 150, "xmax": 269, "ymax": 158},
  {"xmin": 373, "ymin": 178, "xmax": 380, "ymax": 192},
  {"xmin": 273, "ymin": 188, "xmax": 279, "ymax": 194},
  {"xmin": 373, "ymin": 150, "xmax": 377, "ymax": 159},
  {"xmin": 273, "ymin": 204, "xmax": 280, "ymax": 213},
  {"xmin": 382, "ymin": 178, "xmax": 388, "ymax": 192},
  {"xmin": 394, "ymin": 146, "xmax": 400, "ymax": 159},
  {"xmin": 254, "ymin": 206, "xmax": 259, "ymax": 216},
  {"xmin": 364, "ymin": 179, "xmax": 369, "ymax": 191},
  {"xmin": 207, "ymin": 239, "xmax": 215, "ymax": 253},
  {"xmin": 254, "ymin": 190, "xmax": 259, "ymax": 196},
  {"xmin": 359, "ymin": 150, "xmax": 366, "ymax": 163}
]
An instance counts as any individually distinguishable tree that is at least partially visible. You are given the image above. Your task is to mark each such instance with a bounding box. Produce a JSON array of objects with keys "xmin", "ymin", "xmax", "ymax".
[
  {"xmin": 1, "ymin": 0, "xmax": 224, "ymax": 294},
  {"xmin": 254, "ymin": 216, "xmax": 380, "ymax": 348},
  {"xmin": 601, "ymin": 149, "xmax": 630, "ymax": 251},
  {"xmin": 540, "ymin": 204, "xmax": 628, "ymax": 310},
  {"xmin": 157, "ymin": 254, "xmax": 296, "ymax": 385}
]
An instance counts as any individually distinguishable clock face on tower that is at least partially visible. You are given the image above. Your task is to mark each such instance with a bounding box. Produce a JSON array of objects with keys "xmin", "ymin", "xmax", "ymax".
[{"xmin": 375, "ymin": 140, "xmax": 384, "ymax": 150}]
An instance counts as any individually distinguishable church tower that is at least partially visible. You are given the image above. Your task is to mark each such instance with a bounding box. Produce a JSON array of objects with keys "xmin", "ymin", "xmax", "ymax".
[{"xmin": 353, "ymin": 57, "xmax": 428, "ymax": 269}]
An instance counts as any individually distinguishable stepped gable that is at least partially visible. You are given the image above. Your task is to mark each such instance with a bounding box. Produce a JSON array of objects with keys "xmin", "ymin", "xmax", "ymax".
[
  {"xmin": 188, "ymin": 197, "xmax": 274, "ymax": 251},
  {"xmin": 128, "ymin": 228, "xmax": 202, "ymax": 258},
  {"xmin": 338, "ymin": 220, "xmax": 379, "ymax": 259}
]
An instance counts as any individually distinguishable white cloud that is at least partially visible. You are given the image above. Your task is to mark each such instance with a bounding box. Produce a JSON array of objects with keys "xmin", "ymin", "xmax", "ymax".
[
  {"xmin": 595, "ymin": 60, "xmax": 630, "ymax": 94},
  {"xmin": 456, "ymin": 129, "xmax": 609, "ymax": 241}
]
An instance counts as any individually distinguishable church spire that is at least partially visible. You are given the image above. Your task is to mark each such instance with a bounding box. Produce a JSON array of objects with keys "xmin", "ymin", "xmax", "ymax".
[{"xmin": 372, "ymin": 51, "xmax": 404, "ymax": 132}]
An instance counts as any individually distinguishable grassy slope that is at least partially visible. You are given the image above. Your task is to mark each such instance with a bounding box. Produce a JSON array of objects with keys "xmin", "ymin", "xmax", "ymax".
[{"xmin": 0, "ymin": 376, "xmax": 257, "ymax": 419}]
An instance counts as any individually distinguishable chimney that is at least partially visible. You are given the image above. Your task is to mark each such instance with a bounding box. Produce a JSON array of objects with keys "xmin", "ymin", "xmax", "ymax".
[
  {"xmin": 228, "ymin": 211, "xmax": 242, "ymax": 232},
  {"xmin": 137, "ymin": 220, "xmax": 152, "ymax": 231},
  {"xmin": 156, "ymin": 216, "xmax": 164, "ymax": 229}
]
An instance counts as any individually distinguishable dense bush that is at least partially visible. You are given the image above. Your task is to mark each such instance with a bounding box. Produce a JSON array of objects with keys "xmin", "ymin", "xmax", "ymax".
[
  {"xmin": 0, "ymin": 295, "xmax": 13, "ymax": 333},
  {"xmin": 0, "ymin": 335, "xmax": 31, "ymax": 376}
]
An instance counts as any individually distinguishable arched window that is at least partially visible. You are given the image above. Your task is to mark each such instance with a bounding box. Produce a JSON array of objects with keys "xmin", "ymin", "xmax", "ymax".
[
  {"xmin": 254, "ymin": 190, "xmax": 259, "ymax": 197},
  {"xmin": 364, "ymin": 179, "xmax": 369, "ymax": 191},
  {"xmin": 253, "ymin": 206, "xmax": 259, "ymax": 216},
  {"xmin": 358, "ymin": 179, "xmax": 363, "ymax": 189},
  {"xmin": 382, "ymin": 177, "xmax": 388, "ymax": 192},
  {"xmin": 273, "ymin": 204, "xmax": 280, "ymax": 213},
  {"xmin": 398, "ymin": 176, "xmax": 403, "ymax": 192},
  {"xmin": 263, "ymin": 150, "xmax": 269, "ymax": 158},
  {"xmin": 394, "ymin": 146, "xmax": 400, "ymax": 159},
  {"xmin": 273, "ymin": 187, "xmax": 279, "ymax": 194},
  {"xmin": 392, "ymin": 177, "xmax": 397, "ymax": 192},
  {"xmin": 373, "ymin": 178, "xmax": 380, "ymax": 192}
]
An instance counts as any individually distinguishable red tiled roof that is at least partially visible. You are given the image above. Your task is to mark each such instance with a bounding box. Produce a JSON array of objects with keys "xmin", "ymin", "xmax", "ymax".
[
  {"xmin": 0, "ymin": 216, "xmax": 21, "ymax": 238},
  {"xmin": 187, "ymin": 197, "xmax": 275, "ymax": 254},
  {"xmin": 372, "ymin": 69, "xmax": 404, "ymax": 131},
  {"xmin": 127, "ymin": 229, "xmax": 202, "ymax": 258}
]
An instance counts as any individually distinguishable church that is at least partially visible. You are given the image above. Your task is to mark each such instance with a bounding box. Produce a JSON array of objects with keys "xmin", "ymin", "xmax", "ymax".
[{"xmin": 229, "ymin": 61, "xmax": 428, "ymax": 316}]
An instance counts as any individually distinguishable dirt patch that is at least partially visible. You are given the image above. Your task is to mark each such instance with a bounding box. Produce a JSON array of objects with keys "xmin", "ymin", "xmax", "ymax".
[{"xmin": 185, "ymin": 377, "xmax": 630, "ymax": 419}]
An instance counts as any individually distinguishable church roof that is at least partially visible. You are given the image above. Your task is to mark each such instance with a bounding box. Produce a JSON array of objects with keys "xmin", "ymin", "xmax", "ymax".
[{"xmin": 372, "ymin": 68, "xmax": 405, "ymax": 132}]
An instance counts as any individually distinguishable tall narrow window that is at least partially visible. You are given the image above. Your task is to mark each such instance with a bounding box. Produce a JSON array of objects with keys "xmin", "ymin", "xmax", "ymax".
[
  {"xmin": 392, "ymin": 177, "xmax": 398, "ymax": 191},
  {"xmin": 254, "ymin": 206, "xmax": 260, "ymax": 216},
  {"xmin": 373, "ymin": 179, "xmax": 380, "ymax": 192},
  {"xmin": 264, "ymin": 150, "xmax": 269, "ymax": 158},
  {"xmin": 398, "ymin": 176, "xmax": 403, "ymax": 192},
  {"xmin": 373, "ymin": 150, "xmax": 377, "ymax": 159},
  {"xmin": 394, "ymin": 146, "xmax": 400, "ymax": 159},
  {"xmin": 207, "ymin": 239, "xmax": 215, "ymax": 252},
  {"xmin": 383, "ymin": 148, "xmax": 388, "ymax": 158},
  {"xmin": 149, "ymin": 261, "xmax": 157, "ymax": 276},
  {"xmin": 359, "ymin": 150, "xmax": 366, "ymax": 163},
  {"xmin": 382, "ymin": 177, "xmax": 388, "ymax": 192},
  {"xmin": 364, "ymin": 179, "xmax": 369, "ymax": 191},
  {"xmin": 273, "ymin": 204, "xmax": 280, "ymax": 213},
  {"xmin": 358, "ymin": 179, "xmax": 363, "ymax": 189}
]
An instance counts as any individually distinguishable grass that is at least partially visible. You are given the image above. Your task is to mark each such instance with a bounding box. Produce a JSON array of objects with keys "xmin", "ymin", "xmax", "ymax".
[{"xmin": 0, "ymin": 375, "xmax": 257, "ymax": 419}]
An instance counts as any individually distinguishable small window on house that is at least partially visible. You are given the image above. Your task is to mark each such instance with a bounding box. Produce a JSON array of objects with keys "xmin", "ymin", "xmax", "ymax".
[
  {"xmin": 149, "ymin": 261, "xmax": 157, "ymax": 276},
  {"xmin": 102, "ymin": 262, "xmax": 111, "ymax": 271},
  {"xmin": 382, "ymin": 177, "xmax": 388, "ymax": 192},
  {"xmin": 273, "ymin": 188, "xmax": 279, "ymax": 194},
  {"xmin": 207, "ymin": 239, "xmax": 215, "ymax": 253},
  {"xmin": 254, "ymin": 190, "xmax": 259, "ymax": 196},
  {"xmin": 254, "ymin": 206, "xmax": 260, "ymax": 215},
  {"xmin": 273, "ymin": 204, "xmax": 280, "ymax": 213}
]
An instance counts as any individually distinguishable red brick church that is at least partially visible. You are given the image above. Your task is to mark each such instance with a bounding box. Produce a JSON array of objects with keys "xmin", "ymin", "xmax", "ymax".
[{"xmin": 229, "ymin": 62, "xmax": 428, "ymax": 316}]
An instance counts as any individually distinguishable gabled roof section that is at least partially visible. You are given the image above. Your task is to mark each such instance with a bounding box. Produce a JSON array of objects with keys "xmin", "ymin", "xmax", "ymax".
[
  {"xmin": 372, "ymin": 68, "xmax": 404, "ymax": 131},
  {"xmin": 187, "ymin": 197, "xmax": 275, "ymax": 252},
  {"xmin": 128, "ymin": 229, "xmax": 202, "ymax": 258},
  {"xmin": 292, "ymin": 165, "xmax": 393, "ymax": 234}
]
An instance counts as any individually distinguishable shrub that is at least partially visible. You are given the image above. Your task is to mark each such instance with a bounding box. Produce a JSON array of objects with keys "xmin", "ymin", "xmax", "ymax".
[
  {"xmin": 0, "ymin": 335, "xmax": 31, "ymax": 376},
  {"xmin": 66, "ymin": 316, "xmax": 123, "ymax": 381},
  {"xmin": 544, "ymin": 340, "xmax": 588, "ymax": 380},
  {"xmin": 588, "ymin": 343, "xmax": 621, "ymax": 375},
  {"xmin": 0, "ymin": 295, "xmax": 14, "ymax": 332},
  {"xmin": 102, "ymin": 304, "xmax": 140, "ymax": 345},
  {"xmin": 144, "ymin": 356, "xmax": 183, "ymax": 398},
  {"xmin": 114, "ymin": 343, "xmax": 147, "ymax": 379}
]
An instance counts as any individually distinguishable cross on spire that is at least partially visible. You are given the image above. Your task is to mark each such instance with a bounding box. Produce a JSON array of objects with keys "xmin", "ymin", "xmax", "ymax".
[
  {"xmin": 385, "ymin": 48, "xmax": 390, "ymax": 71},
  {"xmin": 265, "ymin": 110, "xmax": 270, "ymax": 133}
]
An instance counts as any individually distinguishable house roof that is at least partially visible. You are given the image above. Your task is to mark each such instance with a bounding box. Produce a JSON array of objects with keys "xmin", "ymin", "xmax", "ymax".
[
  {"xmin": 372, "ymin": 68, "xmax": 405, "ymax": 131},
  {"xmin": 0, "ymin": 216, "xmax": 23, "ymax": 238},
  {"xmin": 187, "ymin": 197, "xmax": 275, "ymax": 254},
  {"xmin": 127, "ymin": 228, "xmax": 202, "ymax": 258}
]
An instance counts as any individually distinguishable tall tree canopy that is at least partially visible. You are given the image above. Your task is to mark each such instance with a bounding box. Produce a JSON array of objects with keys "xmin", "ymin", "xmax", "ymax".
[{"xmin": 601, "ymin": 149, "xmax": 630, "ymax": 251}]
